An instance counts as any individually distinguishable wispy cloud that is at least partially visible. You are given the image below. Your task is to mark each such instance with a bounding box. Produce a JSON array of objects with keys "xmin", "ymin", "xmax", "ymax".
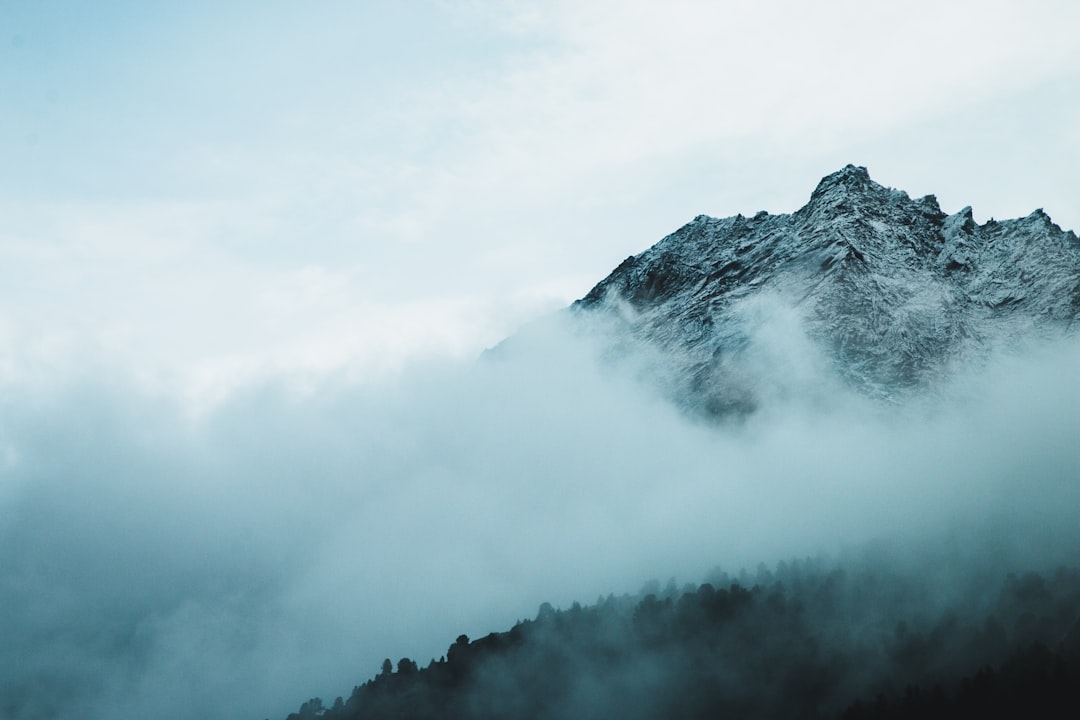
[{"xmin": 2, "ymin": 312, "xmax": 1078, "ymax": 718}]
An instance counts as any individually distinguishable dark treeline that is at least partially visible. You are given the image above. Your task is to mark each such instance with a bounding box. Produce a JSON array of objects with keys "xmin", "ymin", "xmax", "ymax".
[{"xmin": 282, "ymin": 555, "xmax": 1080, "ymax": 720}]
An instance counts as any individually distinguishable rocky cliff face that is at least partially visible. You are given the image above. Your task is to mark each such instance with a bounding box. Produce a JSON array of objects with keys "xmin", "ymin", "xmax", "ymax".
[{"xmin": 573, "ymin": 165, "xmax": 1080, "ymax": 414}]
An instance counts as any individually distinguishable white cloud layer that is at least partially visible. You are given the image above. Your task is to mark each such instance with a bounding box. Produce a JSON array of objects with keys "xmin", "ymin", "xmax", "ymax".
[{"xmin": 1, "ymin": 313, "xmax": 1078, "ymax": 719}]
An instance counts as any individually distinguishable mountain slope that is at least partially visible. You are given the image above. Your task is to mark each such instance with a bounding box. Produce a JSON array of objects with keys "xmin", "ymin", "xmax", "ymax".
[
  {"xmin": 281, "ymin": 559, "xmax": 1080, "ymax": 720},
  {"xmin": 573, "ymin": 165, "xmax": 1080, "ymax": 413}
]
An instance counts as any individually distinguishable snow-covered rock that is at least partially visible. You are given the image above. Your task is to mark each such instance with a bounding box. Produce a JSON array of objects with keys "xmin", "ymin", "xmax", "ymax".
[{"xmin": 572, "ymin": 165, "xmax": 1080, "ymax": 414}]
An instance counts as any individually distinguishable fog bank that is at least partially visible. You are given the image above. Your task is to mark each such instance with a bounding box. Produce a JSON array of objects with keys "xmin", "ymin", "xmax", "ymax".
[{"xmin": 1, "ymin": 313, "xmax": 1078, "ymax": 719}]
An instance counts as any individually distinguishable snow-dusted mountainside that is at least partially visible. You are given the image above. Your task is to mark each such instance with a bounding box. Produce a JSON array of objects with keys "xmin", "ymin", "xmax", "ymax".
[{"xmin": 572, "ymin": 165, "xmax": 1080, "ymax": 414}]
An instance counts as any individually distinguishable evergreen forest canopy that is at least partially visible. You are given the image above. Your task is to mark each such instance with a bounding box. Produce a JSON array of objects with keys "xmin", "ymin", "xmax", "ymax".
[{"xmin": 280, "ymin": 551, "xmax": 1080, "ymax": 720}]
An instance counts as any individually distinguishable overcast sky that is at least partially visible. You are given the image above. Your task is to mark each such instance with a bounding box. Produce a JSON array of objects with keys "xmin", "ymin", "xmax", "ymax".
[{"xmin": 2, "ymin": 0, "xmax": 1078, "ymax": 403}]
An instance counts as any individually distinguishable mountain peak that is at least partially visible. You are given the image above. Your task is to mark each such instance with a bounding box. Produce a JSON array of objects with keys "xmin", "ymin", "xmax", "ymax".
[
  {"xmin": 572, "ymin": 168, "xmax": 1080, "ymax": 414},
  {"xmin": 808, "ymin": 164, "xmax": 876, "ymax": 201}
]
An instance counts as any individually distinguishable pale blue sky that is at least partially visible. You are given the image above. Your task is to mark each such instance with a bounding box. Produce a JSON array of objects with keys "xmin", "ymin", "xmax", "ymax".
[{"xmin": 3, "ymin": 0, "xmax": 1079, "ymax": 404}]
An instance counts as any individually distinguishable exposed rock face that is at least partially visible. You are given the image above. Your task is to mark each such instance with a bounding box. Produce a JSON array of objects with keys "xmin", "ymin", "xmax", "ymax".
[{"xmin": 573, "ymin": 165, "xmax": 1080, "ymax": 414}]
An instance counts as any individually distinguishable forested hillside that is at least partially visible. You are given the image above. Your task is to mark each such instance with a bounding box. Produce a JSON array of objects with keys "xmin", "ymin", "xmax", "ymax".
[{"xmin": 280, "ymin": 555, "xmax": 1080, "ymax": 720}]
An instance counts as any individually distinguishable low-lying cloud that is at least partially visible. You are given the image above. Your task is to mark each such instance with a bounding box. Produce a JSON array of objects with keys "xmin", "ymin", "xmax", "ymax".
[{"xmin": 1, "ymin": 311, "xmax": 1078, "ymax": 719}]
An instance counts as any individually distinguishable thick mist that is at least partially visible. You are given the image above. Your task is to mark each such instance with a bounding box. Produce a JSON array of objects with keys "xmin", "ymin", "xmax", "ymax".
[{"xmin": 1, "ymin": 310, "xmax": 1078, "ymax": 720}]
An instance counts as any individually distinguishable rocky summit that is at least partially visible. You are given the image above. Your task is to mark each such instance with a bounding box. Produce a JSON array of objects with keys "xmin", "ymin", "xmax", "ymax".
[{"xmin": 572, "ymin": 165, "xmax": 1080, "ymax": 414}]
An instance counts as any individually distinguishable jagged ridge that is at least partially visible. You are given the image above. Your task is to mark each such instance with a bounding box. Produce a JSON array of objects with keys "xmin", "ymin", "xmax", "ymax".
[{"xmin": 573, "ymin": 165, "xmax": 1080, "ymax": 413}]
